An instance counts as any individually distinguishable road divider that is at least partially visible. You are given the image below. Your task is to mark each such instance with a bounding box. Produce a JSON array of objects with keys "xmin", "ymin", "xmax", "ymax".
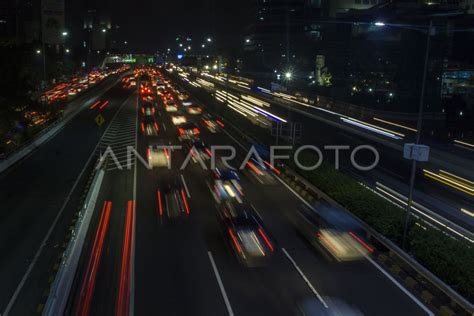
[{"xmin": 42, "ymin": 168, "xmax": 106, "ymax": 316}]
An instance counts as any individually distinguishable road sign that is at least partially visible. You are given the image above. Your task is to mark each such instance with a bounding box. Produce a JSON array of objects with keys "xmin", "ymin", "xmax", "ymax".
[
  {"xmin": 95, "ymin": 114, "xmax": 106, "ymax": 127},
  {"xmin": 403, "ymin": 143, "xmax": 430, "ymax": 162}
]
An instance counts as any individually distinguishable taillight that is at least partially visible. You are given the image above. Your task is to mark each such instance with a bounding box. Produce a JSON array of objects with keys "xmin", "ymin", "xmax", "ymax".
[
  {"xmin": 179, "ymin": 128, "xmax": 184, "ymax": 135},
  {"xmin": 193, "ymin": 128, "xmax": 200, "ymax": 135}
]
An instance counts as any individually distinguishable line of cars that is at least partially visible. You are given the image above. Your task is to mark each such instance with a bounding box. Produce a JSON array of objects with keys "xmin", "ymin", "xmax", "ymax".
[
  {"xmin": 146, "ymin": 70, "xmax": 370, "ymax": 269},
  {"xmin": 140, "ymin": 68, "xmax": 369, "ymax": 314}
]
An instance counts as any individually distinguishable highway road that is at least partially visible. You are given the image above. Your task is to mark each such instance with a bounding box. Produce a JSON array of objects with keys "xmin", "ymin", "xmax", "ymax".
[
  {"xmin": 69, "ymin": 71, "xmax": 433, "ymax": 316},
  {"xmin": 0, "ymin": 73, "xmax": 133, "ymax": 315},
  {"xmin": 176, "ymin": 70, "xmax": 474, "ymax": 233}
]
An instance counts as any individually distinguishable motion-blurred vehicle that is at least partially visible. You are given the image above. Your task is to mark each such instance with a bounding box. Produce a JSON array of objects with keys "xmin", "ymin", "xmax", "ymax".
[
  {"xmin": 147, "ymin": 145, "xmax": 170, "ymax": 168},
  {"xmin": 165, "ymin": 100, "xmax": 178, "ymax": 112},
  {"xmin": 171, "ymin": 111, "xmax": 187, "ymax": 126},
  {"xmin": 289, "ymin": 204, "xmax": 371, "ymax": 262},
  {"xmin": 178, "ymin": 122, "xmax": 200, "ymax": 140},
  {"xmin": 296, "ymin": 297, "xmax": 364, "ymax": 316},
  {"xmin": 244, "ymin": 158, "xmax": 277, "ymax": 185},
  {"xmin": 158, "ymin": 179, "xmax": 190, "ymax": 219},
  {"xmin": 217, "ymin": 201, "xmax": 274, "ymax": 267},
  {"xmin": 141, "ymin": 117, "xmax": 159, "ymax": 136},
  {"xmin": 141, "ymin": 101, "xmax": 155, "ymax": 116},
  {"xmin": 140, "ymin": 82, "xmax": 153, "ymax": 95},
  {"xmin": 186, "ymin": 105, "xmax": 202, "ymax": 115},
  {"xmin": 177, "ymin": 92, "xmax": 189, "ymax": 101},
  {"xmin": 185, "ymin": 139, "xmax": 212, "ymax": 163},
  {"xmin": 201, "ymin": 114, "xmax": 223, "ymax": 133},
  {"xmin": 182, "ymin": 97, "xmax": 193, "ymax": 107},
  {"xmin": 209, "ymin": 167, "xmax": 243, "ymax": 203}
]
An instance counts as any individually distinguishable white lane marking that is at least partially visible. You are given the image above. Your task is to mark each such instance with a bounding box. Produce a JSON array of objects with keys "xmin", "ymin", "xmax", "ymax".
[
  {"xmin": 275, "ymin": 176, "xmax": 314, "ymax": 210},
  {"xmin": 277, "ymin": 176, "xmax": 434, "ymax": 315},
  {"xmin": 207, "ymin": 251, "xmax": 234, "ymax": 316},
  {"xmin": 180, "ymin": 174, "xmax": 191, "ymax": 198},
  {"xmin": 363, "ymin": 254, "xmax": 434, "ymax": 316},
  {"xmin": 2, "ymin": 93, "xmax": 134, "ymax": 316},
  {"xmin": 281, "ymin": 248, "xmax": 328, "ymax": 308}
]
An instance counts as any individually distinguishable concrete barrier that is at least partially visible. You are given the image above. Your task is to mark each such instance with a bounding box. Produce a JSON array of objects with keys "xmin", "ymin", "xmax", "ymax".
[{"xmin": 42, "ymin": 168, "xmax": 105, "ymax": 316}]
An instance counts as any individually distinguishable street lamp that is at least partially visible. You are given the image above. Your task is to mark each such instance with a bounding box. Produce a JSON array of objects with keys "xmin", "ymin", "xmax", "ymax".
[
  {"xmin": 65, "ymin": 48, "xmax": 70, "ymax": 53},
  {"xmin": 374, "ymin": 14, "xmax": 460, "ymax": 249},
  {"xmin": 62, "ymin": 31, "xmax": 68, "ymax": 36},
  {"xmin": 36, "ymin": 49, "xmax": 41, "ymax": 54},
  {"xmin": 245, "ymin": 38, "xmax": 250, "ymax": 43},
  {"xmin": 285, "ymin": 72, "xmax": 292, "ymax": 80},
  {"xmin": 207, "ymin": 37, "xmax": 212, "ymax": 43},
  {"xmin": 102, "ymin": 29, "xmax": 107, "ymax": 33},
  {"xmin": 201, "ymin": 44, "xmax": 206, "ymax": 48}
]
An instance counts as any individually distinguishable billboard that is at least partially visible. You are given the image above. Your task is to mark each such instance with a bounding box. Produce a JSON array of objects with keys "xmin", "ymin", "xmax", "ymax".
[{"xmin": 41, "ymin": 0, "xmax": 65, "ymax": 44}]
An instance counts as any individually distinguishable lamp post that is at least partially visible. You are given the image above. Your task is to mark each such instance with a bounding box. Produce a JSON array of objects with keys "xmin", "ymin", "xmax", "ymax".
[
  {"xmin": 374, "ymin": 13, "xmax": 459, "ymax": 249},
  {"xmin": 402, "ymin": 19, "xmax": 433, "ymax": 249}
]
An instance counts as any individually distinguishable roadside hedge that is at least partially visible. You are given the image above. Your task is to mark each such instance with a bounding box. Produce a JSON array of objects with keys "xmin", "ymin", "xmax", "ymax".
[{"xmin": 292, "ymin": 152, "xmax": 474, "ymax": 302}]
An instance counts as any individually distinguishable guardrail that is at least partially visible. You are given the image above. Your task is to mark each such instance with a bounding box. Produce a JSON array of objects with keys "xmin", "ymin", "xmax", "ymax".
[{"xmin": 42, "ymin": 163, "xmax": 105, "ymax": 316}]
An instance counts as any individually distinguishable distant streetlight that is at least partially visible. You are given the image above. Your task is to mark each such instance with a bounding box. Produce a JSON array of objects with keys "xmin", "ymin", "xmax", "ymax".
[
  {"xmin": 65, "ymin": 48, "xmax": 70, "ymax": 53},
  {"xmin": 207, "ymin": 37, "xmax": 212, "ymax": 43},
  {"xmin": 124, "ymin": 41, "xmax": 128, "ymax": 44},
  {"xmin": 374, "ymin": 21, "xmax": 386, "ymax": 27},
  {"xmin": 212, "ymin": 64, "xmax": 218, "ymax": 70},
  {"xmin": 201, "ymin": 44, "xmax": 206, "ymax": 48},
  {"xmin": 102, "ymin": 29, "xmax": 107, "ymax": 33},
  {"xmin": 245, "ymin": 38, "xmax": 250, "ymax": 43},
  {"xmin": 36, "ymin": 49, "xmax": 41, "ymax": 54},
  {"xmin": 179, "ymin": 43, "xmax": 183, "ymax": 47},
  {"xmin": 62, "ymin": 31, "xmax": 68, "ymax": 36},
  {"xmin": 187, "ymin": 46, "xmax": 191, "ymax": 50},
  {"xmin": 285, "ymin": 72, "xmax": 292, "ymax": 80}
]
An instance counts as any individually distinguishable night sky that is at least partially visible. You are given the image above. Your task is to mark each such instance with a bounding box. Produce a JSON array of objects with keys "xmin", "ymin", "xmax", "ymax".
[{"xmin": 69, "ymin": 0, "xmax": 252, "ymax": 53}]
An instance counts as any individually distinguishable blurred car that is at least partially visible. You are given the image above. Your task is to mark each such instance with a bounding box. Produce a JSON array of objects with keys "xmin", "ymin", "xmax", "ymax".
[
  {"xmin": 177, "ymin": 92, "xmax": 189, "ymax": 101},
  {"xmin": 186, "ymin": 106, "xmax": 202, "ymax": 115},
  {"xmin": 158, "ymin": 179, "xmax": 190, "ymax": 219},
  {"xmin": 289, "ymin": 204, "xmax": 371, "ymax": 262},
  {"xmin": 185, "ymin": 139, "xmax": 212, "ymax": 163},
  {"xmin": 182, "ymin": 98, "xmax": 193, "ymax": 107},
  {"xmin": 147, "ymin": 146, "xmax": 170, "ymax": 168},
  {"xmin": 209, "ymin": 167, "xmax": 243, "ymax": 203},
  {"xmin": 165, "ymin": 100, "xmax": 178, "ymax": 112},
  {"xmin": 141, "ymin": 101, "xmax": 155, "ymax": 116},
  {"xmin": 140, "ymin": 83, "xmax": 153, "ymax": 95},
  {"xmin": 217, "ymin": 201, "xmax": 274, "ymax": 267},
  {"xmin": 296, "ymin": 297, "xmax": 364, "ymax": 316},
  {"xmin": 141, "ymin": 118, "xmax": 159, "ymax": 136},
  {"xmin": 178, "ymin": 122, "xmax": 200, "ymax": 140},
  {"xmin": 244, "ymin": 158, "xmax": 277, "ymax": 185},
  {"xmin": 171, "ymin": 111, "xmax": 187, "ymax": 126},
  {"xmin": 201, "ymin": 114, "xmax": 224, "ymax": 133}
]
